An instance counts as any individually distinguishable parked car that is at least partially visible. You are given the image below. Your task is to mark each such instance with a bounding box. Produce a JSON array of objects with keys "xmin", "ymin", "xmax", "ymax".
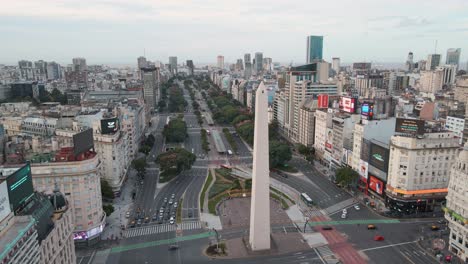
[{"xmin": 374, "ymin": 235, "xmax": 385, "ymax": 241}]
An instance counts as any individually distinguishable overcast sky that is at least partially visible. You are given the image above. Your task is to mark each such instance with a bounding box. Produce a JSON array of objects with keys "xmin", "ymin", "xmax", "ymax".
[{"xmin": 1, "ymin": 0, "xmax": 468, "ymax": 66}]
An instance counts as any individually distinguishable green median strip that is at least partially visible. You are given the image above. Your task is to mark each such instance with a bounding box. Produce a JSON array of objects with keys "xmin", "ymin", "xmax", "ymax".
[
  {"xmin": 307, "ymin": 219, "xmax": 400, "ymax": 227},
  {"xmin": 110, "ymin": 231, "xmax": 215, "ymax": 254}
]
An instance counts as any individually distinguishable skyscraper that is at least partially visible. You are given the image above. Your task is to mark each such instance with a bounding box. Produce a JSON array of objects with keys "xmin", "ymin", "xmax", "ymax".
[
  {"xmin": 217, "ymin": 55, "xmax": 224, "ymax": 69},
  {"xmin": 72, "ymin": 57, "xmax": 87, "ymax": 72},
  {"xmin": 137, "ymin": 56, "xmax": 148, "ymax": 79},
  {"xmin": 142, "ymin": 67, "xmax": 159, "ymax": 109},
  {"xmin": 427, "ymin": 54, "xmax": 441, "ymax": 70},
  {"xmin": 186, "ymin": 60, "xmax": 194, "ymax": 75},
  {"xmin": 332, "ymin": 57, "xmax": 341, "ymax": 73},
  {"xmin": 46, "ymin": 61, "xmax": 61, "ymax": 80},
  {"xmin": 254, "ymin": 52, "xmax": 263, "ymax": 74},
  {"xmin": 446, "ymin": 48, "xmax": 461, "ymax": 69},
  {"xmin": 244, "ymin": 53, "xmax": 251, "ymax": 67},
  {"xmin": 306, "ymin": 35, "xmax": 323, "ymax": 63},
  {"xmin": 406, "ymin": 52, "xmax": 414, "ymax": 72},
  {"xmin": 169, "ymin": 56, "xmax": 178, "ymax": 76}
]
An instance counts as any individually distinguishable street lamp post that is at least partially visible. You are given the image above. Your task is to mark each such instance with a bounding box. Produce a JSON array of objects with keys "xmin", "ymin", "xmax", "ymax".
[
  {"xmin": 212, "ymin": 228, "xmax": 220, "ymax": 252},
  {"xmin": 303, "ymin": 217, "xmax": 309, "ymax": 233}
]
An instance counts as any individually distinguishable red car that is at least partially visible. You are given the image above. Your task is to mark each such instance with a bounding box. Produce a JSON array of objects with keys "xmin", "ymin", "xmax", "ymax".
[{"xmin": 374, "ymin": 235, "xmax": 385, "ymax": 241}]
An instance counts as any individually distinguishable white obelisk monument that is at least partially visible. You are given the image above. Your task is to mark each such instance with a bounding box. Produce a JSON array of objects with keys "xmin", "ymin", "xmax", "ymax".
[{"xmin": 249, "ymin": 82, "xmax": 270, "ymax": 251}]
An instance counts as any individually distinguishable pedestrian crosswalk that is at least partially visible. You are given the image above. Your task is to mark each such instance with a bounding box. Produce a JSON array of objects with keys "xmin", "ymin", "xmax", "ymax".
[
  {"xmin": 124, "ymin": 221, "xmax": 202, "ymax": 238},
  {"xmin": 304, "ymin": 209, "xmax": 323, "ymax": 219},
  {"xmin": 314, "ymin": 245, "xmax": 340, "ymax": 264}
]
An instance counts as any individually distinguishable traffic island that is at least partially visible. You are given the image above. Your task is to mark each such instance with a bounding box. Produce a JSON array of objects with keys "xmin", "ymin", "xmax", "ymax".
[{"xmin": 205, "ymin": 242, "xmax": 227, "ymax": 257}]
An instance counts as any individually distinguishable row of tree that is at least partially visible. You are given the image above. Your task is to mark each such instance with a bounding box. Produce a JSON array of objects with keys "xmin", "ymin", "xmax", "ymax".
[
  {"xmin": 163, "ymin": 115, "xmax": 187, "ymax": 143},
  {"xmin": 156, "ymin": 148, "xmax": 196, "ymax": 174},
  {"xmin": 168, "ymin": 85, "xmax": 187, "ymax": 113}
]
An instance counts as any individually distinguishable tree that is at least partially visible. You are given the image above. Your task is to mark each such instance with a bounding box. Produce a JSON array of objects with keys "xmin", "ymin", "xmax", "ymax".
[
  {"xmin": 163, "ymin": 117, "xmax": 187, "ymax": 143},
  {"xmin": 101, "ymin": 179, "xmax": 114, "ymax": 199},
  {"xmin": 236, "ymin": 122, "xmax": 254, "ymax": 145},
  {"xmin": 139, "ymin": 145, "xmax": 151, "ymax": 155},
  {"xmin": 231, "ymin": 115, "xmax": 250, "ymax": 125},
  {"xmin": 156, "ymin": 148, "xmax": 196, "ymax": 173},
  {"xmin": 132, "ymin": 157, "xmax": 147, "ymax": 175},
  {"xmin": 335, "ymin": 167, "xmax": 359, "ymax": 187},
  {"xmin": 269, "ymin": 140, "xmax": 292, "ymax": 168},
  {"xmin": 103, "ymin": 204, "xmax": 114, "ymax": 216}
]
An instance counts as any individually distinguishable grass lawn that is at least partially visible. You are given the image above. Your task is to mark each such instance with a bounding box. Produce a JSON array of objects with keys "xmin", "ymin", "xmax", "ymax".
[{"xmin": 200, "ymin": 172, "xmax": 213, "ymax": 208}]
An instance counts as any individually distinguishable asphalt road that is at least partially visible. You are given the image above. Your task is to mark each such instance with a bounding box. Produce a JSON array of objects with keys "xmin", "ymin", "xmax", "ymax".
[{"xmin": 181, "ymin": 168, "xmax": 208, "ymax": 220}]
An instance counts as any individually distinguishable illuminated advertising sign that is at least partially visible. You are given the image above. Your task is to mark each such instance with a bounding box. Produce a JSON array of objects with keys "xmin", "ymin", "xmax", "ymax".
[
  {"xmin": 339, "ymin": 97, "xmax": 356, "ymax": 113},
  {"xmin": 361, "ymin": 102, "xmax": 374, "ymax": 120},
  {"xmin": 369, "ymin": 176, "xmax": 384, "ymax": 195},
  {"xmin": 395, "ymin": 118, "xmax": 425, "ymax": 135},
  {"xmin": 6, "ymin": 163, "xmax": 34, "ymax": 211},
  {"xmin": 0, "ymin": 181, "xmax": 11, "ymax": 222},
  {"xmin": 359, "ymin": 160, "xmax": 368, "ymax": 180},
  {"xmin": 100, "ymin": 118, "xmax": 120, "ymax": 135},
  {"xmin": 369, "ymin": 143, "xmax": 389, "ymax": 172},
  {"xmin": 317, "ymin": 94, "xmax": 329, "ymax": 108}
]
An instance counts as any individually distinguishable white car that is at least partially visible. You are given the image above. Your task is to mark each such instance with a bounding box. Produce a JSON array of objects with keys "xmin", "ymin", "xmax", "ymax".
[
  {"xmin": 125, "ymin": 211, "xmax": 130, "ymax": 218},
  {"xmin": 354, "ymin": 205, "xmax": 360, "ymax": 210},
  {"xmin": 169, "ymin": 217, "xmax": 175, "ymax": 225},
  {"xmin": 342, "ymin": 209, "xmax": 348, "ymax": 214},
  {"xmin": 173, "ymin": 203, "xmax": 178, "ymax": 208},
  {"xmin": 341, "ymin": 214, "xmax": 347, "ymax": 219}
]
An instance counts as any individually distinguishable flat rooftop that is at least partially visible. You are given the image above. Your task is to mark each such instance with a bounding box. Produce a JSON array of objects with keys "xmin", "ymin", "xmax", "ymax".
[{"xmin": 0, "ymin": 216, "xmax": 35, "ymax": 260}]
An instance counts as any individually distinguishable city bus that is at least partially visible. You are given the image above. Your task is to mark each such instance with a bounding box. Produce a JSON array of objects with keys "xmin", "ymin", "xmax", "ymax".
[{"xmin": 301, "ymin": 193, "xmax": 313, "ymax": 206}]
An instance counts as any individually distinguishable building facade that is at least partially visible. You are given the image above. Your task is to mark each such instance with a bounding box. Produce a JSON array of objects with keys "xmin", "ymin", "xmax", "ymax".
[
  {"xmin": 306, "ymin": 35, "xmax": 323, "ymax": 63},
  {"xmin": 445, "ymin": 143, "xmax": 468, "ymax": 262},
  {"xmin": 386, "ymin": 132, "xmax": 459, "ymax": 214}
]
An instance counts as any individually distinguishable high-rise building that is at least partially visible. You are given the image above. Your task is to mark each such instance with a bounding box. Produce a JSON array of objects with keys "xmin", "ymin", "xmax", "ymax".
[
  {"xmin": 46, "ymin": 61, "xmax": 61, "ymax": 80},
  {"xmin": 332, "ymin": 57, "xmax": 341, "ymax": 73},
  {"xmin": 141, "ymin": 66, "xmax": 159, "ymax": 109},
  {"xmin": 235, "ymin": 59, "xmax": 243, "ymax": 71},
  {"xmin": 137, "ymin": 56, "xmax": 148, "ymax": 79},
  {"xmin": 217, "ymin": 55, "xmax": 224, "ymax": 69},
  {"xmin": 34, "ymin": 60, "xmax": 48, "ymax": 81},
  {"xmin": 386, "ymin": 131, "xmax": 459, "ymax": 214},
  {"xmin": 244, "ymin": 62, "xmax": 252, "ymax": 79},
  {"xmin": 244, "ymin": 53, "xmax": 251, "ymax": 67},
  {"xmin": 262, "ymin": 57, "xmax": 272, "ymax": 72},
  {"xmin": 186, "ymin": 60, "xmax": 194, "ymax": 75},
  {"xmin": 314, "ymin": 109, "xmax": 333, "ymax": 161},
  {"xmin": 306, "ymin": 35, "xmax": 323, "ymax": 63},
  {"xmin": 445, "ymin": 143, "xmax": 468, "ymax": 262},
  {"xmin": 0, "ymin": 214, "xmax": 39, "ymax": 264},
  {"xmin": 72, "ymin": 57, "xmax": 87, "ymax": 72},
  {"xmin": 18, "ymin": 60, "xmax": 34, "ymax": 80},
  {"xmin": 446, "ymin": 48, "xmax": 461, "ymax": 69},
  {"xmin": 254, "ymin": 52, "xmax": 263, "ymax": 74},
  {"xmin": 440, "ymin": 65, "xmax": 457, "ymax": 85},
  {"xmin": 419, "ymin": 69, "xmax": 444, "ymax": 93},
  {"xmin": 406, "ymin": 52, "xmax": 414, "ymax": 72},
  {"xmin": 427, "ymin": 54, "xmax": 441, "ymax": 70},
  {"xmin": 298, "ymin": 98, "xmax": 317, "ymax": 147},
  {"xmin": 169, "ymin": 56, "xmax": 178, "ymax": 76}
]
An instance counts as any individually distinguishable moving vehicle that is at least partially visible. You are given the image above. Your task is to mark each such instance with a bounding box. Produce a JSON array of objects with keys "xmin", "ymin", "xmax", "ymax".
[
  {"xmin": 159, "ymin": 208, "xmax": 164, "ymax": 213},
  {"xmin": 152, "ymin": 214, "xmax": 158, "ymax": 221},
  {"xmin": 169, "ymin": 245, "xmax": 179, "ymax": 250},
  {"xmin": 169, "ymin": 217, "xmax": 175, "ymax": 225},
  {"xmin": 342, "ymin": 209, "xmax": 348, "ymax": 214},
  {"xmin": 164, "ymin": 197, "xmax": 168, "ymax": 203},
  {"xmin": 301, "ymin": 193, "xmax": 314, "ymax": 207},
  {"xmin": 136, "ymin": 219, "xmax": 142, "ymax": 227},
  {"xmin": 431, "ymin": 225, "xmax": 440, "ymax": 231},
  {"xmin": 144, "ymin": 217, "xmax": 150, "ymax": 223},
  {"xmin": 341, "ymin": 214, "xmax": 347, "ymax": 219},
  {"xmin": 374, "ymin": 235, "xmax": 385, "ymax": 241},
  {"xmin": 354, "ymin": 205, "xmax": 360, "ymax": 210},
  {"xmin": 129, "ymin": 220, "xmax": 136, "ymax": 228},
  {"xmin": 125, "ymin": 211, "xmax": 130, "ymax": 218},
  {"xmin": 169, "ymin": 199, "xmax": 174, "ymax": 205},
  {"xmin": 227, "ymin": 150, "xmax": 233, "ymax": 155},
  {"xmin": 173, "ymin": 202, "xmax": 178, "ymax": 208},
  {"xmin": 206, "ymin": 129, "xmax": 211, "ymax": 135},
  {"xmin": 367, "ymin": 224, "xmax": 376, "ymax": 230},
  {"xmin": 322, "ymin": 226, "xmax": 333, "ymax": 230}
]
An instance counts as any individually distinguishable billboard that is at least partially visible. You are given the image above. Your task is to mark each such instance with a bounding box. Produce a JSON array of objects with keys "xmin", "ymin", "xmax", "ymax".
[
  {"xmin": 361, "ymin": 102, "xmax": 374, "ymax": 120},
  {"xmin": 73, "ymin": 128, "xmax": 94, "ymax": 156},
  {"xmin": 359, "ymin": 159, "xmax": 368, "ymax": 180},
  {"xmin": 339, "ymin": 97, "xmax": 356, "ymax": 113},
  {"xmin": 6, "ymin": 163, "xmax": 34, "ymax": 211},
  {"xmin": 395, "ymin": 118, "xmax": 425, "ymax": 135},
  {"xmin": 325, "ymin": 128, "xmax": 333, "ymax": 151},
  {"xmin": 317, "ymin": 94, "xmax": 329, "ymax": 108},
  {"xmin": 0, "ymin": 181, "xmax": 11, "ymax": 222},
  {"xmin": 100, "ymin": 118, "xmax": 120, "ymax": 135},
  {"xmin": 369, "ymin": 176, "xmax": 384, "ymax": 195},
  {"xmin": 369, "ymin": 143, "xmax": 389, "ymax": 172}
]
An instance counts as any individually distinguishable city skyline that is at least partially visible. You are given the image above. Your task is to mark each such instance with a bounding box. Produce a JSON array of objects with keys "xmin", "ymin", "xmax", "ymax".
[{"xmin": 1, "ymin": 0, "xmax": 467, "ymax": 64}]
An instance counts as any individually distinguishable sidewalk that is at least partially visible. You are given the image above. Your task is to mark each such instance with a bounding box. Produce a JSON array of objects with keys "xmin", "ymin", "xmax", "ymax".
[{"xmin": 101, "ymin": 168, "xmax": 138, "ymax": 240}]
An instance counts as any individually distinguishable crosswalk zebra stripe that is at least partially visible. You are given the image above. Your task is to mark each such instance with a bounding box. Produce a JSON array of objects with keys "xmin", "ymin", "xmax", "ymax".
[{"xmin": 123, "ymin": 221, "xmax": 203, "ymax": 238}]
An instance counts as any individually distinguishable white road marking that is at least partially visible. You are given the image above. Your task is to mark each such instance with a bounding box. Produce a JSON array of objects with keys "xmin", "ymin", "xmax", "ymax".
[{"xmin": 361, "ymin": 240, "xmax": 418, "ymax": 252}]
